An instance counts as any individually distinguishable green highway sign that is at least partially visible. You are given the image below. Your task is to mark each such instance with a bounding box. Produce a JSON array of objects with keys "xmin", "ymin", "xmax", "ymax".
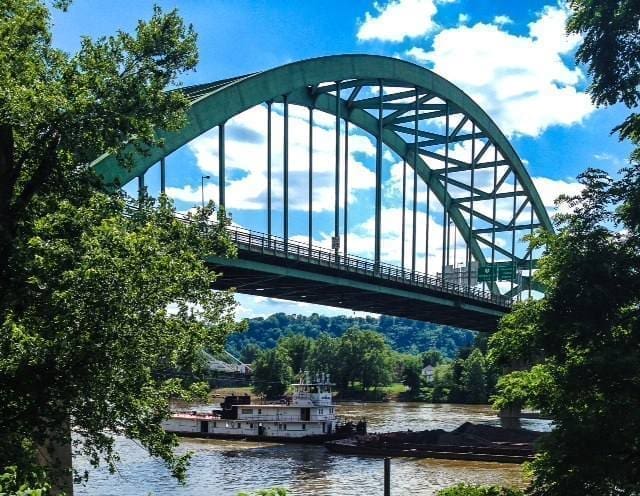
[
  {"xmin": 497, "ymin": 264, "xmax": 516, "ymax": 281},
  {"xmin": 478, "ymin": 265, "xmax": 495, "ymax": 282},
  {"xmin": 518, "ymin": 259, "xmax": 539, "ymax": 270},
  {"xmin": 479, "ymin": 261, "xmax": 527, "ymax": 282}
]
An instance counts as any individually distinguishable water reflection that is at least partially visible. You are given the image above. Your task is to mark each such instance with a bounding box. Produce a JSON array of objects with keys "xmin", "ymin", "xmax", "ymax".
[{"xmin": 75, "ymin": 402, "xmax": 540, "ymax": 496}]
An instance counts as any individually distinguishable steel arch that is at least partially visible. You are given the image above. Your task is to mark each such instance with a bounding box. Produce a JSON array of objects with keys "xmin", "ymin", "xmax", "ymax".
[{"xmin": 91, "ymin": 54, "xmax": 552, "ymax": 296}]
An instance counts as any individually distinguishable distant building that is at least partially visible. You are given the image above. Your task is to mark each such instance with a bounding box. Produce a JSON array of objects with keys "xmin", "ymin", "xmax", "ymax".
[{"xmin": 421, "ymin": 365, "xmax": 435, "ymax": 383}]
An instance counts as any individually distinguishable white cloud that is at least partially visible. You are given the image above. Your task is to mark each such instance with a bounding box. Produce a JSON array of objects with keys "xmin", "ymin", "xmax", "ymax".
[
  {"xmin": 406, "ymin": 5, "xmax": 594, "ymax": 137},
  {"xmin": 292, "ymin": 206, "xmax": 450, "ymax": 273},
  {"xmin": 492, "ymin": 15, "xmax": 513, "ymax": 26},
  {"xmin": 234, "ymin": 294, "xmax": 376, "ymax": 319},
  {"xmin": 169, "ymin": 105, "xmax": 377, "ymax": 213},
  {"xmin": 532, "ymin": 176, "xmax": 583, "ymax": 213},
  {"xmin": 357, "ymin": 0, "xmax": 439, "ymax": 42},
  {"xmin": 593, "ymin": 152, "xmax": 625, "ymax": 170},
  {"xmin": 458, "ymin": 13, "xmax": 470, "ymax": 25}
]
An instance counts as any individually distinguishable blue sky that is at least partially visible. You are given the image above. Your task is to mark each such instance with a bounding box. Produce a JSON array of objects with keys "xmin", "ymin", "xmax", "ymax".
[{"xmin": 51, "ymin": 0, "xmax": 632, "ymax": 319}]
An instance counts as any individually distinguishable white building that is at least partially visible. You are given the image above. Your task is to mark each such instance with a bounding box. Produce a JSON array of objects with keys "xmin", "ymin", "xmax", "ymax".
[{"xmin": 421, "ymin": 365, "xmax": 435, "ymax": 383}]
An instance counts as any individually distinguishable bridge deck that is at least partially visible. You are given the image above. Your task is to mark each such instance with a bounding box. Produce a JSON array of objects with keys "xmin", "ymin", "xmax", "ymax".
[{"xmin": 208, "ymin": 228, "xmax": 511, "ymax": 332}]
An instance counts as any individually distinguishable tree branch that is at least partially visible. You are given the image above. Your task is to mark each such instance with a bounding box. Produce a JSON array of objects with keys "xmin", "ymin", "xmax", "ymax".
[
  {"xmin": 0, "ymin": 124, "xmax": 16, "ymax": 219},
  {"xmin": 11, "ymin": 132, "xmax": 61, "ymax": 218}
]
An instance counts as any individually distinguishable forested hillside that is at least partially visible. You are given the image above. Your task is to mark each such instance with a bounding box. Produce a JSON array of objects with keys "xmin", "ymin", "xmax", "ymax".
[{"xmin": 226, "ymin": 313, "xmax": 475, "ymax": 358}]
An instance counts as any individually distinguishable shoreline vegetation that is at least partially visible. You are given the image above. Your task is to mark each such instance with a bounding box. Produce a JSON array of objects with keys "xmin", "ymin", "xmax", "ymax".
[
  {"xmin": 225, "ymin": 314, "xmax": 497, "ymax": 405},
  {"xmin": 200, "ymin": 384, "xmax": 494, "ymax": 407}
]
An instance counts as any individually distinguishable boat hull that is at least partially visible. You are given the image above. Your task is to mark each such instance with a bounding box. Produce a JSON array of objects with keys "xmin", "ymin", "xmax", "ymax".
[
  {"xmin": 165, "ymin": 429, "xmax": 356, "ymax": 445},
  {"xmin": 325, "ymin": 439, "xmax": 533, "ymax": 464}
]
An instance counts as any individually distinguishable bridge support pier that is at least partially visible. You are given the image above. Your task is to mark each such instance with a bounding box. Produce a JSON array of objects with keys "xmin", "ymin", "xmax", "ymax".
[{"xmin": 498, "ymin": 404, "xmax": 523, "ymax": 430}]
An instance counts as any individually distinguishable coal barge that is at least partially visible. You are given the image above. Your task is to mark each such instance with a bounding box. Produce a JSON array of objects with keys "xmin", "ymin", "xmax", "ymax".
[{"xmin": 325, "ymin": 422, "xmax": 542, "ymax": 464}]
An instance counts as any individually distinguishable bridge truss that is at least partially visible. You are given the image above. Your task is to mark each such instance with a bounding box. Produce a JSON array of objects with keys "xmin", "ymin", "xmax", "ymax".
[{"xmin": 92, "ymin": 55, "xmax": 552, "ymax": 323}]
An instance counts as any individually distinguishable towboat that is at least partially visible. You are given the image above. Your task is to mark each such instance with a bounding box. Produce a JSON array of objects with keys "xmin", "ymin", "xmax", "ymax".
[{"xmin": 162, "ymin": 373, "xmax": 366, "ymax": 443}]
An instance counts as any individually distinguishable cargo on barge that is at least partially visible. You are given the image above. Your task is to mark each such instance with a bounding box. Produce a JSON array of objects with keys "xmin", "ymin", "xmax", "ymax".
[
  {"xmin": 325, "ymin": 422, "xmax": 541, "ymax": 464},
  {"xmin": 163, "ymin": 373, "xmax": 366, "ymax": 443}
]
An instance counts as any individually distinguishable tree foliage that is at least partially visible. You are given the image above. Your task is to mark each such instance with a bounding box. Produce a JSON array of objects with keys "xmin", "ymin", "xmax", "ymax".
[
  {"xmin": 250, "ymin": 328, "xmax": 397, "ymax": 397},
  {"xmin": 277, "ymin": 334, "xmax": 314, "ymax": 374},
  {"xmin": 568, "ymin": 0, "xmax": 640, "ymax": 147},
  {"xmin": 422, "ymin": 346, "xmax": 494, "ymax": 404},
  {"xmin": 401, "ymin": 354, "xmax": 423, "ymax": 395},
  {"xmin": 460, "ymin": 349, "xmax": 487, "ymax": 404},
  {"xmin": 490, "ymin": 167, "xmax": 640, "ymax": 495},
  {"xmin": 484, "ymin": 3, "xmax": 640, "ymax": 493},
  {"xmin": 228, "ymin": 312, "xmax": 475, "ymax": 358},
  {"xmin": 252, "ymin": 348, "xmax": 294, "ymax": 399},
  {"xmin": 237, "ymin": 489, "xmax": 288, "ymax": 496},
  {"xmin": 0, "ymin": 0, "xmax": 241, "ymax": 489},
  {"xmin": 437, "ymin": 484, "xmax": 523, "ymax": 496},
  {"xmin": 337, "ymin": 328, "xmax": 393, "ymax": 390}
]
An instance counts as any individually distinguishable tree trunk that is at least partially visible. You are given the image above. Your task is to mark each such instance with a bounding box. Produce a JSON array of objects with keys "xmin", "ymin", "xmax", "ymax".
[{"xmin": 36, "ymin": 418, "xmax": 73, "ymax": 495}]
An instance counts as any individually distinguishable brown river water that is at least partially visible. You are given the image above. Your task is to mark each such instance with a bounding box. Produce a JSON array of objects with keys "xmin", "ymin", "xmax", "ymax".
[{"xmin": 74, "ymin": 402, "xmax": 549, "ymax": 496}]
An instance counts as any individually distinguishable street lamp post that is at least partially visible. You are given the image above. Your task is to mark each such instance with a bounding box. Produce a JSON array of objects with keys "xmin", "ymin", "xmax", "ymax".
[{"xmin": 201, "ymin": 175, "xmax": 210, "ymax": 209}]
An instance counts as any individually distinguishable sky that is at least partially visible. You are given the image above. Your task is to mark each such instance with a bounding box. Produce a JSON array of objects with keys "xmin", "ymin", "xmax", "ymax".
[{"xmin": 50, "ymin": 0, "xmax": 632, "ymax": 319}]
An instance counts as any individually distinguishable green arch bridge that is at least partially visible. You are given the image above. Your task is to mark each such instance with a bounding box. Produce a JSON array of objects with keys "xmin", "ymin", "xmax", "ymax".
[{"xmin": 92, "ymin": 55, "xmax": 551, "ymax": 332}]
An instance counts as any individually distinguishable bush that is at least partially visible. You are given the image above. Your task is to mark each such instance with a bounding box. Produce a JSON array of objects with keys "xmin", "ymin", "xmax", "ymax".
[
  {"xmin": 237, "ymin": 489, "xmax": 288, "ymax": 496},
  {"xmin": 0, "ymin": 466, "xmax": 50, "ymax": 496},
  {"xmin": 437, "ymin": 483, "xmax": 523, "ymax": 496}
]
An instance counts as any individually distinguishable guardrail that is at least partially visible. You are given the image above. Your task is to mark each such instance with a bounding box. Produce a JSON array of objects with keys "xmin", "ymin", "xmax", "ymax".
[
  {"xmin": 126, "ymin": 203, "xmax": 511, "ymax": 308},
  {"xmin": 224, "ymin": 225, "xmax": 512, "ymax": 308}
]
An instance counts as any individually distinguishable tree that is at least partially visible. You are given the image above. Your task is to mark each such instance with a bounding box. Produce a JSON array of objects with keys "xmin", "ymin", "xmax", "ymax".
[
  {"xmin": 338, "ymin": 328, "xmax": 393, "ymax": 390},
  {"xmin": 0, "ymin": 0, "xmax": 241, "ymax": 492},
  {"xmin": 485, "ymin": 2, "xmax": 640, "ymax": 494},
  {"xmin": 568, "ymin": 0, "xmax": 640, "ymax": 148},
  {"xmin": 277, "ymin": 334, "xmax": 314, "ymax": 374},
  {"xmin": 430, "ymin": 363, "xmax": 454, "ymax": 403},
  {"xmin": 460, "ymin": 349, "xmax": 487, "ymax": 404},
  {"xmin": 489, "ymin": 170, "xmax": 640, "ymax": 494},
  {"xmin": 401, "ymin": 355, "xmax": 423, "ymax": 396},
  {"xmin": 240, "ymin": 343, "xmax": 262, "ymax": 365},
  {"xmin": 308, "ymin": 333, "xmax": 340, "ymax": 383},
  {"xmin": 422, "ymin": 349, "xmax": 443, "ymax": 367},
  {"xmin": 252, "ymin": 348, "xmax": 293, "ymax": 399},
  {"xmin": 0, "ymin": 0, "xmax": 198, "ymax": 279}
]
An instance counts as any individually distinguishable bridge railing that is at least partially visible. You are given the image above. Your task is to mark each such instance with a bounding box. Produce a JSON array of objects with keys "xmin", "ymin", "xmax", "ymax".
[
  {"xmin": 127, "ymin": 203, "xmax": 510, "ymax": 308},
  {"xmin": 224, "ymin": 225, "xmax": 512, "ymax": 308}
]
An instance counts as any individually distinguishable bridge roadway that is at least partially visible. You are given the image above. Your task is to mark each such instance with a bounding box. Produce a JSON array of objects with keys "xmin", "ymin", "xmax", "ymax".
[{"xmin": 207, "ymin": 227, "xmax": 512, "ymax": 332}]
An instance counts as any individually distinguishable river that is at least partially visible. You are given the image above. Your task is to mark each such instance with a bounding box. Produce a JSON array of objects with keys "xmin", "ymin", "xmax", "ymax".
[{"xmin": 74, "ymin": 402, "xmax": 548, "ymax": 496}]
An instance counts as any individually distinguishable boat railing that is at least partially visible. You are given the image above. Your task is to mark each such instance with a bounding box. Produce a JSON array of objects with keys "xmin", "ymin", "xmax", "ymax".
[
  {"xmin": 171, "ymin": 410, "xmax": 220, "ymax": 418},
  {"xmin": 238, "ymin": 414, "xmax": 335, "ymax": 422},
  {"xmin": 239, "ymin": 414, "xmax": 302, "ymax": 422}
]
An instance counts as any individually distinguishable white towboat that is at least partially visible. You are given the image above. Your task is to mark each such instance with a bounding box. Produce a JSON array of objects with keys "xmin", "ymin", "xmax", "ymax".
[{"xmin": 162, "ymin": 373, "xmax": 366, "ymax": 443}]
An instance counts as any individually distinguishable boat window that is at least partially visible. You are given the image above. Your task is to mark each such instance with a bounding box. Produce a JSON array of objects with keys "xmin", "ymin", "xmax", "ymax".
[
  {"xmin": 258, "ymin": 408, "xmax": 262, "ymax": 414},
  {"xmin": 250, "ymin": 423, "xmax": 253, "ymax": 429},
  {"xmin": 241, "ymin": 408, "xmax": 253, "ymax": 415},
  {"xmin": 237, "ymin": 422, "xmax": 241, "ymax": 429},
  {"xmin": 284, "ymin": 423, "xmax": 287, "ymax": 430},
  {"xmin": 213, "ymin": 421, "xmax": 217, "ymax": 428},
  {"xmin": 302, "ymin": 424, "xmax": 306, "ymax": 430}
]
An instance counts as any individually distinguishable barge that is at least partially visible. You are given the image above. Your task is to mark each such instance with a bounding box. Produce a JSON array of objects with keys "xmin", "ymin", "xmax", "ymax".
[
  {"xmin": 326, "ymin": 422, "xmax": 541, "ymax": 464},
  {"xmin": 163, "ymin": 373, "xmax": 366, "ymax": 443}
]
